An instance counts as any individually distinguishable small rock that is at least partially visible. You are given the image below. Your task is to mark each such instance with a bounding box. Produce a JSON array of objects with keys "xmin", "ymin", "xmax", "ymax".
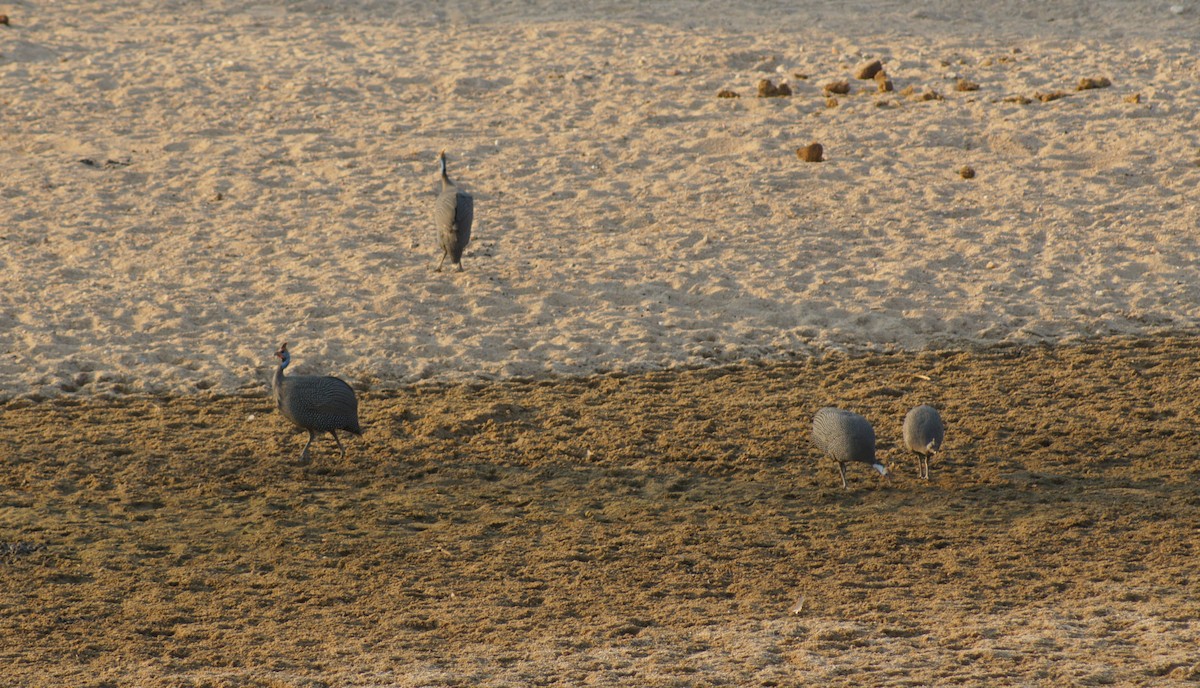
[
  {"xmin": 917, "ymin": 89, "xmax": 943, "ymax": 101},
  {"xmin": 0, "ymin": 14, "xmax": 9, "ymax": 26},
  {"xmin": 985, "ymin": 261, "xmax": 997, "ymax": 270},
  {"xmin": 823, "ymin": 80, "xmax": 850, "ymax": 95},
  {"xmin": 797, "ymin": 143, "xmax": 824, "ymax": 162},
  {"xmin": 956, "ymin": 79, "xmax": 980, "ymax": 91},
  {"xmin": 1035, "ymin": 91, "xmax": 1068, "ymax": 102},
  {"xmin": 855, "ymin": 59, "xmax": 884, "ymax": 80},
  {"xmin": 824, "ymin": 97, "xmax": 839, "ymax": 108},
  {"xmin": 1077, "ymin": 76, "xmax": 1112, "ymax": 91},
  {"xmin": 1003, "ymin": 94, "xmax": 1033, "ymax": 104},
  {"xmin": 875, "ymin": 71, "xmax": 894, "ymax": 92},
  {"xmin": 1124, "ymin": 93, "xmax": 1142, "ymax": 104},
  {"xmin": 757, "ymin": 79, "xmax": 791, "ymax": 97},
  {"xmin": 899, "ymin": 85, "xmax": 916, "ymax": 97},
  {"xmin": 960, "ymin": 165, "xmax": 976, "ymax": 179},
  {"xmin": 717, "ymin": 89, "xmax": 740, "ymax": 98},
  {"xmin": 792, "ymin": 72, "xmax": 809, "ymax": 80}
]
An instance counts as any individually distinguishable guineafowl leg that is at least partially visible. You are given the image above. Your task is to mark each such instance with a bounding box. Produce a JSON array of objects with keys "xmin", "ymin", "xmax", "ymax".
[
  {"xmin": 837, "ymin": 463, "xmax": 848, "ymax": 489},
  {"xmin": 435, "ymin": 250, "xmax": 447, "ymax": 272},
  {"xmin": 332, "ymin": 430, "xmax": 346, "ymax": 460},
  {"xmin": 455, "ymin": 260, "xmax": 464, "ymax": 272},
  {"xmin": 300, "ymin": 430, "xmax": 316, "ymax": 462},
  {"xmin": 922, "ymin": 455, "xmax": 930, "ymax": 480}
]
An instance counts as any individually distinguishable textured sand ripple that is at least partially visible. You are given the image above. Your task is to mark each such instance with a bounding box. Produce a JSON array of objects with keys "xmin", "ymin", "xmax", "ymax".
[{"xmin": 1, "ymin": 1, "xmax": 1198, "ymax": 399}]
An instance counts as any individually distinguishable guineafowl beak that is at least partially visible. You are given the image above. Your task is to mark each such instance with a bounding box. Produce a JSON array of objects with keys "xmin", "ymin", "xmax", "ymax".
[
  {"xmin": 275, "ymin": 343, "xmax": 288, "ymax": 359},
  {"xmin": 873, "ymin": 463, "xmax": 890, "ymax": 479}
]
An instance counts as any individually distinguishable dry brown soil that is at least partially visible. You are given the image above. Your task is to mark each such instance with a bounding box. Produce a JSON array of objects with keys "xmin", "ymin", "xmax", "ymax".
[{"xmin": 3, "ymin": 336, "xmax": 1199, "ymax": 686}]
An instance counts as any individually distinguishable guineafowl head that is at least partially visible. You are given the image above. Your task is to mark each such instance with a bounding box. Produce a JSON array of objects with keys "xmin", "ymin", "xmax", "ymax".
[
  {"xmin": 275, "ymin": 342, "xmax": 291, "ymax": 368},
  {"xmin": 438, "ymin": 149, "xmax": 448, "ymax": 176},
  {"xmin": 872, "ymin": 460, "xmax": 890, "ymax": 478}
]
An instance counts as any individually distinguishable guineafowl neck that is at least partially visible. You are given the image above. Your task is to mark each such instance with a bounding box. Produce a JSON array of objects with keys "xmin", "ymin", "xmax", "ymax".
[{"xmin": 272, "ymin": 363, "xmax": 286, "ymax": 403}]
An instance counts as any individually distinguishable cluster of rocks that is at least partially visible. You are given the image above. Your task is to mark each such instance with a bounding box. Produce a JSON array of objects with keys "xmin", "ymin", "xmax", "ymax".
[{"xmin": 715, "ymin": 55, "xmax": 1122, "ymax": 171}]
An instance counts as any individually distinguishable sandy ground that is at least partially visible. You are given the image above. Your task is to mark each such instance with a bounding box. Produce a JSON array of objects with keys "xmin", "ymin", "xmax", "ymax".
[
  {"xmin": 3, "ymin": 1, "xmax": 1200, "ymax": 685},
  {"xmin": 2, "ymin": 1, "xmax": 1199, "ymax": 398},
  {"xmin": 3, "ymin": 335, "xmax": 1200, "ymax": 686}
]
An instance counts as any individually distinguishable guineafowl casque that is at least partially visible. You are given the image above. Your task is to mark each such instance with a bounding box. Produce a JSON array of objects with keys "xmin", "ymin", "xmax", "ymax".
[
  {"xmin": 903, "ymin": 404, "xmax": 944, "ymax": 480},
  {"xmin": 812, "ymin": 407, "xmax": 888, "ymax": 489},
  {"xmin": 434, "ymin": 149, "xmax": 474, "ymax": 272},
  {"xmin": 272, "ymin": 342, "xmax": 362, "ymax": 462}
]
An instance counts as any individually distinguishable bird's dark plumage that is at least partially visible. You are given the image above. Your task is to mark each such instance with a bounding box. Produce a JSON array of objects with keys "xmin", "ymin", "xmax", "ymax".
[
  {"xmin": 272, "ymin": 342, "xmax": 361, "ymax": 462},
  {"xmin": 812, "ymin": 407, "xmax": 888, "ymax": 489},
  {"xmin": 434, "ymin": 150, "xmax": 473, "ymax": 272},
  {"xmin": 903, "ymin": 404, "xmax": 944, "ymax": 480}
]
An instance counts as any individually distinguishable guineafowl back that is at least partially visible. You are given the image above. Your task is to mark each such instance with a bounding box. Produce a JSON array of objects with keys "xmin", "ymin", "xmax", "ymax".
[
  {"xmin": 278, "ymin": 375, "xmax": 361, "ymax": 435},
  {"xmin": 903, "ymin": 405, "xmax": 944, "ymax": 453},
  {"xmin": 435, "ymin": 186, "xmax": 473, "ymax": 262},
  {"xmin": 812, "ymin": 407, "xmax": 876, "ymax": 464}
]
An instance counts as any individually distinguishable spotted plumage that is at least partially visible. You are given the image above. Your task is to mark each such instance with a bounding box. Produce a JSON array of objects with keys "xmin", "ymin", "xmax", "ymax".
[
  {"xmin": 812, "ymin": 407, "xmax": 888, "ymax": 489},
  {"xmin": 903, "ymin": 404, "xmax": 944, "ymax": 480},
  {"xmin": 434, "ymin": 149, "xmax": 474, "ymax": 272},
  {"xmin": 272, "ymin": 342, "xmax": 361, "ymax": 462}
]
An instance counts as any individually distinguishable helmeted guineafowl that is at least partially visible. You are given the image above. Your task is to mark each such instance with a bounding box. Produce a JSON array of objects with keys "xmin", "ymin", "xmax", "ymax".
[
  {"xmin": 434, "ymin": 149, "xmax": 474, "ymax": 272},
  {"xmin": 903, "ymin": 404, "xmax": 944, "ymax": 480},
  {"xmin": 272, "ymin": 342, "xmax": 362, "ymax": 462},
  {"xmin": 812, "ymin": 407, "xmax": 888, "ymax": 489}
]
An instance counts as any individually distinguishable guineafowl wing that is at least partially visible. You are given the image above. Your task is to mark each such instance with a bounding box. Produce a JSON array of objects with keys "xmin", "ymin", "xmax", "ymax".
[
  {"xmin": 286, "ymin": 376, "xmax": 361, "ymax": 435},
  {"xmin": 812, "ymin": 407, "xmax": 875, "ymax": 464},
  {"xmin": 454, "ymin": 191, "xmax": 473, "ymax": 245},
  {"xmin": 434, "ymin": 188, "xmax": 459, "ymax": 231}
]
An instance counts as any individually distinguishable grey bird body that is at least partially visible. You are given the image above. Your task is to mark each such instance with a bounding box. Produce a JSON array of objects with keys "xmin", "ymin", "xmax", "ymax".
[
  {"xmin": 812, "ymin": 407, "xmax": 888, "ymax": 488},
  {"xmin": 272, "ymin": 343, "xmax": 361, "ymax": 462},
  {"xmin": 903, "ymin": 404, "xmax": 944, "ymax": 480},
  {"xmin": 434, "ymin": 150, "xmax": 474, "ymax": 272}
]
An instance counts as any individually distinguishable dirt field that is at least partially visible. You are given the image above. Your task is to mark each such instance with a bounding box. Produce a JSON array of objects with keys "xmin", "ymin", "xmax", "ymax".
[{"xmin": 2, "ymin": 335, "xmax": 1199, "ymax": 686}]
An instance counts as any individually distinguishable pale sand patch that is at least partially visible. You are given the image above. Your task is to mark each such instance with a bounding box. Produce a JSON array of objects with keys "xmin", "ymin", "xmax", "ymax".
[{"xmin": 1, "ymin": 1, "xmax": 1198, "ymax": 399}]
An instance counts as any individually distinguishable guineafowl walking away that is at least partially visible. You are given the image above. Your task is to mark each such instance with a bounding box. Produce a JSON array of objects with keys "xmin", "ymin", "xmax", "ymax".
[
  {"xmin": 812, "ymin": 407, "xmax": 888, "ymax": 489},
  {"xmin": 272, "ymin": 342, "xmax": 362, "ymax": 462},
  {"xmin": 434, "ymin": 149, "xmax": 474, "ymax": 272},
  {"xmin": 903, "ymin": 404, "xmax": 944, "ymax": 480}
]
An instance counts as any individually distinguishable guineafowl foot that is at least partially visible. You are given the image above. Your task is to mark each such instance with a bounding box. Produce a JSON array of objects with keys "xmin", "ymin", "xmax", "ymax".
[
  {"xmin": 297, "ymin": 431, "xmax": 316, "ymax": 464},
  {"xmin": 455, "ymin": 263, "xmax": 464, "ymax": 272},
  {"xmin": 332, "ymin": 430, "xmax": 347, "ymax": 460}
]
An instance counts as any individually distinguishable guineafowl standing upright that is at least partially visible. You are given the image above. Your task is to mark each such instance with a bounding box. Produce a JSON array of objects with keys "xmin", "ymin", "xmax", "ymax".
[
  {"xmin": 812, "ymin": 407, "xmax": 888, "ymax": 489},
  {"xmin": 903, "ymin": 404, "xmax": 944, "ymax": 480},
  {"xmin": 272, "ymin": 342, "xmax": 362, "ymax": 462},
  {"xmin": 434, "ymin": 149, "xmax": 474, "ymax": 272}
]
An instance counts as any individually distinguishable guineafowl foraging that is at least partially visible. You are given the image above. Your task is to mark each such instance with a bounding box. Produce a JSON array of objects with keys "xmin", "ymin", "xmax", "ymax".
[
  {"xmin": 272, "ymin": 342, "xmax": 362, "ymax": 462},
  {"xmin": 812, "ymin": 407, "xmax": 888, "ymax": 489},
  {"xmin": 434, "ymin": 149, "xmax": 474, "ymax": 272},
  {"xmin": 903, "ymin": 404, "xmax": 944, "ymax": 480}
]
